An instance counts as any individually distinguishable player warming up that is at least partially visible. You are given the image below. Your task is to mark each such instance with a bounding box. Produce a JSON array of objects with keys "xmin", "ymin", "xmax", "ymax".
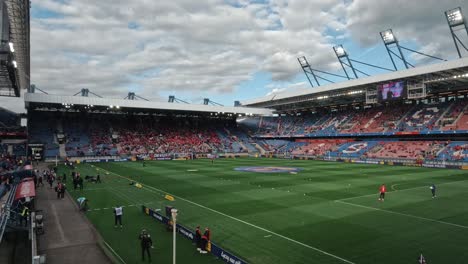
[
  {"xmin": 378, "ymin": 184, "xmax": 386, "ymax": 201},
  {"xmin": 430, "ymin": 184, "xmax": 436, "ymax": 198}
]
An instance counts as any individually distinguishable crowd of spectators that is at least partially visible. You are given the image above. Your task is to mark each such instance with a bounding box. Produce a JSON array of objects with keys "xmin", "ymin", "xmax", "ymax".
[
  {"xmin": 245, "ymin": 99, "xmax": 468, "ymax": 137},
  {"xmin": 57, "ymin": 114, "xmax": 249, "ymax": 157}
]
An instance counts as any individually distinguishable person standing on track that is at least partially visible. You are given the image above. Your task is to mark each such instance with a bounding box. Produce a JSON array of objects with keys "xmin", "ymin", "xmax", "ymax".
[
  {"xmin": 114, "ymin": 206, "xmax": 123, "ymax": 228},
  {"xmin": 378, "ymin": 184, "xmax": 386, "ymax": 201}
]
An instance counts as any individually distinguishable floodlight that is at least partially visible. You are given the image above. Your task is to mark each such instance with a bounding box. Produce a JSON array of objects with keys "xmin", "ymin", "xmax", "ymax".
[
  {"xmin": 380, "ymin": 29, "xmax": 396, "ymax": 44},
  {"xmin": 297, "ymin": 56, "xmax": 308, "ymax": 67},
  {"xmin": 333, "ymin": 45, "xmax": 347, "ymax": 57},
  {"xmin": 446, "ymin": 7, "xmax": 464, "ymax": 26},
  {"xmin": 8, "ymin": 42, "xmax": 14, "ymax": 52},
  {"xmin": 12, "ymin": 60, "xmax": 17, "ymax": 68}
]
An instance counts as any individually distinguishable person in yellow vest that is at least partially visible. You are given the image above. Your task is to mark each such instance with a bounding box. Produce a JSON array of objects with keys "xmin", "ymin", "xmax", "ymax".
[{"xmin": 19, "ymin": 204, "xmax": 29, "ymax": 226}]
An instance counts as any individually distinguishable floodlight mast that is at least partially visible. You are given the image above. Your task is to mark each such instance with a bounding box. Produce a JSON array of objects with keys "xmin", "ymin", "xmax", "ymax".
[
  {"xmin": 380, "ymin": 29, "xmax": 410, "ymax": 70},
  {"xmin": 124, "ymin": 92, "xmax": 149, "ymax": 101},
  {"xmin": 333, "ymin": 45, "xmax": 358, "ymax": 79},
  {"xmin": 445, "ymin": 7, "xmax": 468, "ymax": 58},
  {"xmin": 297, "ymin": 56, "xmax": 318, "ymax": 87},
  {"xmin": 168, "ymin": 95, "xmax": 189, "ymax": 104},
  {"xmin": 203, "ymin": 98, "xmax": 223, "ymax": 106}
]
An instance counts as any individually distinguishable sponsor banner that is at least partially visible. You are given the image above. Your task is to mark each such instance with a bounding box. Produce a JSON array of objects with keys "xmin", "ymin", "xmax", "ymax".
[
  {"xmin": 422, "ymin": 163, "xmax": 447, "ymax": 169},
  {"xmin": 395, "ymin": 131, "xmax": 420, "ymax": 135},
  {"xmin": 462, "ymin": 166, "xmax": 468, "ymax": 170},
  {"xmin": 142, "ymin": 206, "xmax": 247, "ymax": 264},
  {"xmin": 156, "ymin": 157, "xmax": 172, "ymax": 160},
  {"xmin": 177, "ymin": 224, "xmax": 194, "ymax": 241},
  {"xmin": 352, "ymin": 160, "xmax": 380, "ymax": 165},
  {"xmin": 150, "ymin": 210, "xmax": 169, "ymax": 224},
  {"xmin": 81, "ymin": 158, "xmax": 128, "ymax": 163},
  {"xmin": 446, "ymin": 165, "xmax": 463, "ymax": 170},
  {"xmin": 211, "ymin": 242, "xmax": 247, "ymax": 264}
]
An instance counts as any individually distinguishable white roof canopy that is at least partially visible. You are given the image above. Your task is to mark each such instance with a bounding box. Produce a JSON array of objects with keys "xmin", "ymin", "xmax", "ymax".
[
  {"xmin": 242, "ymin": 57, "xmax": 468, "ymax": 106},
  {"xmin": 25, "ymin": 93, "xmax": 273, "ymax": 116}
]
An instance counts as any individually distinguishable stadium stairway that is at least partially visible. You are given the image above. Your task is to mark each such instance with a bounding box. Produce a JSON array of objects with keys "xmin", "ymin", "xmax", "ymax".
[
  {"xmin": 237, "ymin": 141, "xmax": 249, "ymax": 152},
  {"xmin": 392, "ymin": 104, "xmax": 416, "ymax": 132},
  {"xmin": 434, "ymin": 101, "xmax": 455, "ymax": 127},
  {"xmin": 59, "ymin": 144, "xmax": 67, "ymax": 159},
  {"xmin": 253, "ymin": 142, "xmax": 266, "ymax": 154},
  {"xmin": 453, "ymin": 104, "xmax": 468, "ymax": 129}
]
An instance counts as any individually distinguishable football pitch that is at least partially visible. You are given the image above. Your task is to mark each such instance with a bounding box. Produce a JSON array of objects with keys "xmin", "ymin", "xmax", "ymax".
[{"xmin": 59, "ymin": 158, "xmax": 468, "ymax": 264}]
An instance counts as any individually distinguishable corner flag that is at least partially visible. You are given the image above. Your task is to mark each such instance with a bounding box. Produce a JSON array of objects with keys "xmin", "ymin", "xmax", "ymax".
[{"xmin": 418, "ymin": 253, "xmax": 426, "ymax": 264}]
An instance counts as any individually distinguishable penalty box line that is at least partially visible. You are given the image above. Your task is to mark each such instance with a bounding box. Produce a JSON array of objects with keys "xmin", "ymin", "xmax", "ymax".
[
  {"xmin": 98, "ymin": 166, "xmax": 356, "ymax": 264},
  {"xmin": 335, "ymin": 200, "xmax": 468, "ymax": 230}
]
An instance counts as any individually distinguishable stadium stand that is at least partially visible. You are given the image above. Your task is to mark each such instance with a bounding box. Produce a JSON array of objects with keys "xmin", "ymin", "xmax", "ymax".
[
  {"xmin": 437, "ymin": 142, "xmax": 468, "ymax": 161},
  {"xmin": 244, "ymin": 98, "xmax": 468, "ymax": 137},
  {"xmin": 27, "ymin": 113, "xmax": 261, "ymax": 158},
  {"xmin": 22, "ymin": 96, "xmax": 466, "ymax": 163}
]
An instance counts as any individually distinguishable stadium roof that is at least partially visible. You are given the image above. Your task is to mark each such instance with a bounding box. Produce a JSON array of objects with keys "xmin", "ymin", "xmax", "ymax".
[
  {"xmin": 24, "ymin": 93, "xmax": 273, "ymax": 116},
  {"xmin": 242, "ymin": 57, "xmax": 468, "ymax": 109},
  {"xmin": 0, "ymin": 0, "xmax": 30, "ymax": 97}
]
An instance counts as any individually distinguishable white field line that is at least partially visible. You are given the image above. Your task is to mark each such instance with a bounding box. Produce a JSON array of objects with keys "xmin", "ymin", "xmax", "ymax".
[
  {"xmin": 104, "ymin": 240, "xmax": 127, "ymax": 264},
  {"xmin": 51, "ymin": 203, "xmax": 68, "ymax": 244},
  {"xmin": 97, "ymin": 166, "xmax": 356, "ymax": 264},
  {"xmin": 338, "ymin": 178, "xmax": 468, "ymax": 202},
  {"xmin": 335, "ymin": 200, "xmax": 468, "ymax": 230},
  {"xmin": 89, "ymin": 202, "xmax": 154, "ymax": 211}
]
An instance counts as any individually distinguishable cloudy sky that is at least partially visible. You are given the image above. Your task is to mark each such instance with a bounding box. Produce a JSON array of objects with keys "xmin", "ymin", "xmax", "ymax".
[{"xmin": 1, "ymin": 0, "xmax": 468, "ymax": 112}]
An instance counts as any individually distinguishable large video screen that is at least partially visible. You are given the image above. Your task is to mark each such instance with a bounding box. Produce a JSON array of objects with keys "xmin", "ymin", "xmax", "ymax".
[{"xmin": 378, "ymin": 81, "xmax": 406, "ymax": 101}]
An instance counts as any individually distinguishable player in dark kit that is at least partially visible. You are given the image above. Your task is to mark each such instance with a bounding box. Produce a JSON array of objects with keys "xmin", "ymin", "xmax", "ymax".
[
  {"xmin": 430, "ymin": 184, "xmax": 436, "ymax": 198},
  {"xmin": 378, "ymin": 184, "xmax": 386, "ymax": 201},
  {"xmin": 139, "ymin": 229, "xmax": 153, "ymax": 262},
  {"xmin": 195, "ymin": 226, "xmax": 202, "ymax": 252}
]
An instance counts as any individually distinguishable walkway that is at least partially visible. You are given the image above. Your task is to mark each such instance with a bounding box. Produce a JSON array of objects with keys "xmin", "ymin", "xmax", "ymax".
[{"xmin": 35, "ymin": 163, "xmax": 112, "ymax": 264}]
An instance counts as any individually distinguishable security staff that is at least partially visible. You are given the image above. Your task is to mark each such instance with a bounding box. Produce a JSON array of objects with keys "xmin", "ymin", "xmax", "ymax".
[
  {"xmin": 19, "ymin": 204, "xmax": 29, "ymax": 226},
  {"xmin": 139, "ymin": 229, "xmax": 153, "ymax": 262}
]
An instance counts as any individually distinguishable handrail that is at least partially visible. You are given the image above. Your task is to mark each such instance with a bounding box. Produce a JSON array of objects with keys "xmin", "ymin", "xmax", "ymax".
[{"xmin": 0, "ymin": 184, "xmax": 18, "ymax": 243}]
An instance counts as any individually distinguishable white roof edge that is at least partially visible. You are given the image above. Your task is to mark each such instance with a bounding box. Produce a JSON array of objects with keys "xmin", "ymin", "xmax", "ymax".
[
  {"xmin": 242, "ymin": 57, "xmax": 468, "ymax": 105},
  {"xmin": 24, "ymin": 93, "xmax": 273, "ymax": 116}
]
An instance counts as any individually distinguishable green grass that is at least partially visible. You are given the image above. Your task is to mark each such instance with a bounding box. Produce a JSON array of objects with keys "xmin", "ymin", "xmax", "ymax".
[{"xmin": 59, "ymin": 158, "xmax": 468, "ymax": 264}]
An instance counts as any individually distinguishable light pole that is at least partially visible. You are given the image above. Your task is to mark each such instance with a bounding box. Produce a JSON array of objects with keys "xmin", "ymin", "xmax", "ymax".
[{"xmin": 171, "ymin": 209, "xmax": 178, "ymax": 264}]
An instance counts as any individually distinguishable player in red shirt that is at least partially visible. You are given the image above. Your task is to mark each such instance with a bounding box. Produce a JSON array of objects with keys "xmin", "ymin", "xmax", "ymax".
[{"xmin": 378, "ymin": 184, "xmax": 386, "ymax": 201}]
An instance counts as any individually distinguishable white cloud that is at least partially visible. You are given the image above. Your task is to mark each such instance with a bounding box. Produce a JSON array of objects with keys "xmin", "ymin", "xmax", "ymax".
[
  {"xmin": 26, "ymin": 0, "xmax": 342, "ymax": 100},
  {"xmin": 345, "ymin": 0, "xmax": 468, "ymax": 60},
  {"xmin": 2, "ymin": 0, "xmax": 466, "ymax": 113}
]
